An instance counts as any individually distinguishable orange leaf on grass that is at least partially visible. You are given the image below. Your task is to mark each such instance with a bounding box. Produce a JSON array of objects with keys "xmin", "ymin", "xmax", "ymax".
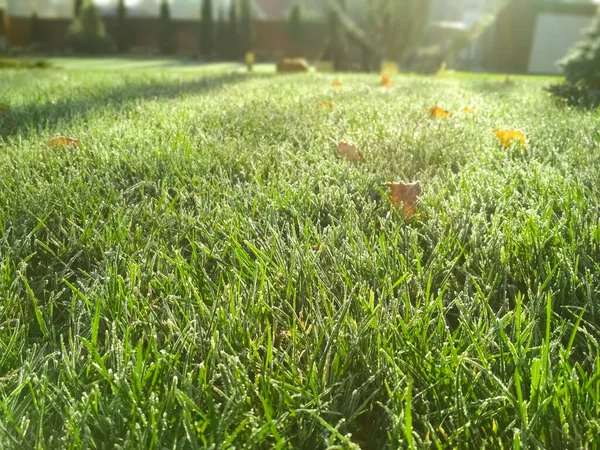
[
  {"xmin": 336, "ymin": 140, "xmax": 363, "ymax": 163},
  {"xmin": 461, "ymin": 107, "xmax": 475, "ymax": 113},
  {"xmin": 46, "ymin": 136, "xmax": 81, "ymax": 150},
  {"xmin": 381, "ymin": 74, "xmax": 393, "ymax": 88},
  {"xmin": 320, "ymin": 101, "xmax": 334, "ymax": 110},
  {"xmin": 429, "ymin": 106, "xmax": 452, "ymax": 119},
  {"xmin": 0, "ymin": 104, "xmax": 10, "ymax": 116},
  {"xmin": 332, "ymin": 80, "xmax": 343, "ymax": 88},
  {"xmin": 493, "ymin": 129, "xmax": 526, "ymax": 148},
  {"xmin": 384, "ymin": 181, "xmax": 422, "ymax": 219}
]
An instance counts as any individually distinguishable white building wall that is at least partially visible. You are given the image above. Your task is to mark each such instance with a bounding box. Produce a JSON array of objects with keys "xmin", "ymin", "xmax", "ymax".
[{"xmin": 528, "ymin": 14, "xmax": 592, "ymax": 74}]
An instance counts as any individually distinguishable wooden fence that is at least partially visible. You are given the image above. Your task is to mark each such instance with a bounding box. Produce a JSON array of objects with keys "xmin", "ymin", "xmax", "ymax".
[
  {"xmin": 4, "ymin": 15, "xmax": 327, "ymax": 60},
  {"xmin": 2, "ymin": 1, "xmax": 598, "ymax": 73}
]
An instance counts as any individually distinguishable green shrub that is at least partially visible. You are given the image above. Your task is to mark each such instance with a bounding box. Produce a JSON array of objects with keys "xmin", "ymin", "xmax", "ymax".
[
  {"xmin": 287, "ymin": 3, "xmax": 303, "ymax": 56},
  {"xmin": 238, "ymin": 0, "xmax": 254, "ymax": 57},
  {"xmin": 0, "ymin": 57, "xmax": 51, "ymax": 69},
  {"xmin": 30, "ymin": 13, "xmax": 43, "ymax": 45},
  {"xmin": 227, "ymin": 1, "xmax": 239, "ymax": 59},
  {"xmin": 74, "ymin": 0, "xmax": 84, "ymax": 17},
  {"xmin": 200, "ymin": 0, "xmax": 215, "ymax": 57},
  {"xmin": 116, "ymin": 0, "xmax": 129, "ymax": 53},
  {"xmin": 65, "ymin": 0, "xmax": 114, "ymax": 54},
  {"xmin": 159, "ymin": 0, "xmax": 175, "ymax": 54},
  {"xmin": 549, "ymin": 8, "xmax": 600, "ymax": 107},
  {"xmin": 216, "ymin": 7, "xmax": 229, "ymax": 59}
]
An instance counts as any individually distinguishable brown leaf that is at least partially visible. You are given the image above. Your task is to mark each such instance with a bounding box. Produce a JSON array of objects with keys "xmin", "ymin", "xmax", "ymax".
[
  {"xmin": 337, "ymin": 140, "xmax": 363, "ymax": 163},
  {"xmin": 503, "ymin": 76, "xmax": 515, "ymax": 87},
  {"xmin": 276, "ymin": 58, "xmax": 309, "ymax": 73},
  {"xmin": 332, "ymin": 80, "xmax": 343, "ymax": 88},
  {"xmin": 429, "ymin": 106, "xmax": 452, "ymax": 119},
  {"xmin": 493, "ymin": 129, "xmax": 526, "ymax": 148},
  {"xmin": 381, "ymin": 74, "xmax": 393, "ymax": 88},
  {"xmin": 384, "ymin": 181, "xmax": 422, "ymax": 218},
  {"xmin": 319, "ymin": 101, "xmax": 334, "ymax": 111},
  {"xmin": 275, "ymin": 327, "xmax": 291, "ymax": 345},
  {"xmin": 0, "ymin": 103, "xmax": 10, "ymax": 116},
  {"xmin": 46, "ymin": 136, "xmax": 81, "ymax": 150}
]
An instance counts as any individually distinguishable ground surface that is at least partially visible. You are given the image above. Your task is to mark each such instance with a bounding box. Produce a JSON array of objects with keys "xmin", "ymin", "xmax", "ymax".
[{"xmin": 1, "ymin": 60, "xmax": 599, "ymax": 449}]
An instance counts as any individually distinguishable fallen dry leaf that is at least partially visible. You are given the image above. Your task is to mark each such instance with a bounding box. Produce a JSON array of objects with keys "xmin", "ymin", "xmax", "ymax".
[
  {"xmin": 503, "ymin": 76, "xmax": 515, "ymax": 87},
  {"xmin": 276, "ymin": 58, "xmax": 309, "ymax": 73},
  {"xmin": 381, "ymin": 74, "xmax": 393, "ymax": 88},
  {"xmin": 461, "ymin": 107, "xmax": 475, "ymax": 113},
  {"xmin": 384, "ymin": 181, "xmax": 422, "ymax": 218},
  {"xmin": 275, "ymin": 327, "xmax": 291, "ymax": 345},
  {"xmin": 493, "ymin": 129, "xmax": 526, "ymax": 148},
  {"xmin": 332, "ymin": 80, "xmax": 343, "ymax": 88},
  {"xmin": 319, "ymin": 101, "xmax": 334, "ymax": 111},
  {"xmin": 337, "ymin": 140, "xmax": 363, "ymax": 163},
  {"xmin": 46, "ymin": 136, "xmax": 81, "ymax": 150},
  {"xmin": 429, "ymin": 106, "xmax": 452, "ymax": 119},
  {"xmin": 0, "ymin": 103, "xmax": 10, "ymax": 116}
]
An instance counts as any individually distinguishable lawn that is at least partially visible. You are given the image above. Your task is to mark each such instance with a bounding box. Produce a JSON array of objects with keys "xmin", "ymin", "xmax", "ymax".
[{"xmin": 1, "ymin": 61, "xmax": 599, "ymax": 449}]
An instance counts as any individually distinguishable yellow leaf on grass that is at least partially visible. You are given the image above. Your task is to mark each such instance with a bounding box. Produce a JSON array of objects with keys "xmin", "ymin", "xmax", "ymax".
[
  {"xmin": 384, "ymin": 181, "xmax": 422, "ymax": 218},
  {"xmin": 46, "ymin": 136, "xmax": 81, "ymax": 150},
  {"xmin": 332, "ymin": 80, "xmax": 343, "ymax": 88},
  {"xmin": 245, "ymin": 52, "xmax": 255, "ymax": 71},
  {"xmin": 429, "ymin": 106, "xmax": 452, "ymax": 119},
  {"xmin": 439, "ymin": 425, "xmax": 447, "ymax": 440},
  {"xmin": 319, "ymin": 101, "xmax": 334, "ymax": 111},
  {"xmin": 494, "ymin": 129, "xmax": 526, "ymax": 148},
  {"xmin": 337, "ymin": 140, "xmax": 363, "ymax": 163},
  {"xmin": 381, "ymin": 74, "xmax": 393, "ymax": 88},
  {"xmin": 0, "ymin": 103, "xmax": 10, "ymax": 116},
  {"xmin": 461, "ymin": 107, "xmax": 475, "ymax": 113},
  {"xmin": 436, "ymin": 62, "xmax": 447, "ymax": 77}
]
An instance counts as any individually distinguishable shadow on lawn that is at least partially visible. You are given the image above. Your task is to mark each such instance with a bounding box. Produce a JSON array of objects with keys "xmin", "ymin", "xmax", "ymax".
[
  {"xmin": 0, "ymin": 71, "xmax": 273, "ymax": 141},
  {"xmin": 458, "ymin": 78, "xmax": 546, "ymax": 99}
]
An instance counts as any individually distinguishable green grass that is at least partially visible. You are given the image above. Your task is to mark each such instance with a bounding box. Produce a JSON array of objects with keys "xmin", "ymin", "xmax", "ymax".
[
  {"xmin": 1, "ymin": 61, "xmax": 600, "ymax": 449},
  {"xmin": 0, "ymin": 57, "xmax": 51, "ymax": 70}
]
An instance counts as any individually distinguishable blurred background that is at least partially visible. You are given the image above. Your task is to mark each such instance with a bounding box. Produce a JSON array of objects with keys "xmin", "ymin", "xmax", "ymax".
[{"xmin": 0, "ymin": 0, "xmax": 599, "ymax": 74}]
